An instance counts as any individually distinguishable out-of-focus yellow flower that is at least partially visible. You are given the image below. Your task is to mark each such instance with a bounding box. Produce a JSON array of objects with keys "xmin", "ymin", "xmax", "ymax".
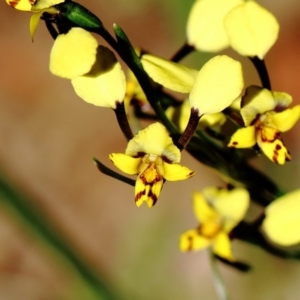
[
  {"xmin": 6, "ymin": 0, "xmax": 63, "ymax": 39},
  {"xmin": 166, "ymin": 99, "xmax": 226, "ymax": 133},
  {"xmin": 187, "ymin": 0, "xmax": 243, "ymax": 52},
  {"xmin": 109, "ymin": 122, "xmax": 195, "ymax": 208},
  {"xmin": 50, "ymin": 28, "xmax": 126, "ymax": 108},
  {"xmin": 141, "ymin": 54, "xmax": 243, "ymax": 116},
  {"xmin": 180, "ymin": 187, "xmax": 249, "ymax": 260},
  {"xmin": 187, "ymin": 0, "xmax": 279, "ymax": 58},
  {"xmin": 262, "ymin": 189, "xmax": 300, "ymax": 246},
  {"xmin": 228, "ymin": 86, "xmax": 300, "ymax": 164}
]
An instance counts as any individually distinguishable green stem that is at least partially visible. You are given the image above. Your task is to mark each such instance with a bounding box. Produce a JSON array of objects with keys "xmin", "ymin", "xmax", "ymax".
[
  {"xmin": 209, "ymin": 249, "xmax": 230, "ymax": 300},
  {"xmin": 93, "ymin": 158, "xmax": 135, "ymax": 186},
  {"xmin": 0, "ymin": 175, "xmax": 119, "ymax": 300}
]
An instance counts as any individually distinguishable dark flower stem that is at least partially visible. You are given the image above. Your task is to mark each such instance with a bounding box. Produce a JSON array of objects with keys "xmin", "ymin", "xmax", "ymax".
[
  {"xmin": 249, "ymin": 56, "xmax": 271, "ymax": 90},
  {"xmin": 176, "ymin": 108, "xmax": 200, "ymax": 151},
  {"xmin": 93, "ymin": 158, "xmax": 135, "ymax": 187},
  {"xmin": 170, "ymin": 42, "xmax": 195, "ymax": 63},
  {"xmin": 114, "ymin": 102, "xmax": 134, "ymax": 140}
]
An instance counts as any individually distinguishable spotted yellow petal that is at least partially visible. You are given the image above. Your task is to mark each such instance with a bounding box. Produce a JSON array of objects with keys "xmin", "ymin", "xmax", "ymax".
[
  {"xmin": 263, "ymin": 189, "xmax": 300, "ymax": 246},
  {"xmin": 135, "ymin": 174, "xmax": 163, "ymax": 208},
  {"xmin": 6, "ymin": 0, "xmax": 33, "ymax": 11},
  {"xmin": 163, "ymin": 162, "xmax": 194, "ymax": 181},
  {"xmin": 141, "ymin": 54, "xmax": 198, "ymax": 93},
  {"xmin": 193, "ymin": 191, "xmax": 219, "ymax": 223},
  {"xmin": 109, "ymin": 153, "xmax": 141, "ymax": 175},
  {"xmin": 50, "ymin": 28, "xmax": 98, "ymax": 79},
  {"xmin": 125, "ymin": 123, "xmax": 181, "ymax": 163},
  {"xmin": 272, "ymin": 105, "xmax": 300, "ymax": 132},
  {"xmin": 72, "ymin": 46, "xmax": 126, "ymax": 108},
  {"xmin": 213, "ymin": 232, "xmax": 234, "ymax": 261},
  {"xmin": 228, "ymin": 126, "xmax": 256, "ymax": 148},
  {"xmin": 257, "ymin": 134, "xmax": 291, "ymax": 164},
  {"xmin": 187, "ymin": 0, "xmax": 244, "ymax": 52},
  {"xmin": 180, "ymin": 229, "xmax": 211, "ymax": 252},
  {"xmin": 224, "ymin": 1, "xmax": 279, "ymax": 59},
  {"xmin": 189, "ymin": 55, "xmax": 243, "ymax": 115}
]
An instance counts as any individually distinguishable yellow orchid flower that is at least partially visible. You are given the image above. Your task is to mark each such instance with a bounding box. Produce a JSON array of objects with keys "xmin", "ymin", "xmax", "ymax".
[
  {"xmin": 109, "ymin": 122, "xmax": 195, "ymax": 208},
  {"xmin": 50, "ymin": 27, "xmax": 126, "ymax": 108},
  {"xmin": 6, "ymin": 0, "xmax": 63, "ymax": 11},
  {"xmin": 262, "ymin": 189, "xmax": 300, "ymax": 246},
  {"xmin": 187, "ymin": 0, "xmax": 279, "ymax": 58},
  {"xmin": 228, "ymin": 86, "xmax": 300, "ymax": 164},
  {"xmin": 6, "ymin": 0, "xmax": 63, "ymax": 39},
  {"xmin": 180, "ymin": 187, "xmax": 249, "ymax": 261}
]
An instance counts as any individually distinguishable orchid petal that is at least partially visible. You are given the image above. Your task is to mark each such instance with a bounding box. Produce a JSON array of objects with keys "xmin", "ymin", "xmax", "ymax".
[
  {"xmin": 141, "ymin": 54, "xmax": 198, "ymax": 93},
  {"xmin": 163, "ymin": 163, "xmax": 194, "ymax": 181},
  {"xmin": 224, "ymin": 1, "xmax": 279, "ymax": 59},
  {"xmin": 109, "ymin": 153, "xmax": 141, "ymax": 175},
  {"xmin": 125, "ymin": 123, "xmax": 181, "ymax": 163},
  {"xmin": 187, "ymin": 0, "xmax": 243, "ymax": 52},
  {"xmin": 263, "ymin": 189, "xmax": 300, "ymax": 246},
  {"xmin": 272, "ymin": 105, "xmax": 300, "ymax": 132},
  {"xmin": 180, "ymin": 229, "xmax": 211, "ymax": 252},
  {"xmin": 189, "ymin": 55, "xmax": 243, "ymax": 115},
  {"xmin": 228, "ymin": 126, "xmax": 256, "ymax": 148},
  {"xmin": 72, "ymin": 46, "xmax": 126, "ymax": 108},
  {"xmin": 50, "ymin": 28, "xmax": 98, "ymax": 79}
]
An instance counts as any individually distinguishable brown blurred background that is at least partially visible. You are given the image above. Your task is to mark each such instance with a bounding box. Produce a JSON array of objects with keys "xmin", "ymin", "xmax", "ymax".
[{"xmin": 1, "ymin": 0, "xmax": 300, "ymax": 299}]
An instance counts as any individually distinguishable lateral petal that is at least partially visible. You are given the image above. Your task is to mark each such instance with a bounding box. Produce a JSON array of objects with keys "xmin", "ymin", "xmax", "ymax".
[
  {"xmin": 180, "ymin": 229, "xmax": 211, "ymax": 252},
  {"xmin": 109, "ymin": 153, "xmax": 141, "ymax": 175},
  {"xmin": 228, "ymin": 126, "xmax": 256, "ymax": 148},
  {"xmin": 272, "ymin": 105, "xmax": 300, "ymax": 132},
  {"xmin": 163, "ymin": 162, "xmax": 195, "ymax": 181}
]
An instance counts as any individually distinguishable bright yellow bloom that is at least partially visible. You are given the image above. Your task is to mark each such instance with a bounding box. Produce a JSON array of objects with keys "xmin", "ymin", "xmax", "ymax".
[
  {"xmin": 50, "ymin": 28, "xmax": 126, "ymax": 108},
  {"xmin": 262, "ymin": 189, "xmax": 300, "ymax": 246},
  {"xmin": 180, "ymin": 187, "xmax": 249, "ymax": 261},
  {"xmin": 187, "ymin": 0, "xmax": 279, "ymax": 58},
  {"xmin": 109, "ymin": 122, "xmax": 195, "ymax": 208},
  {"xmin": 228, "ymin": 86, "xmax": 300, "ymax": 164},
  {"xmin": 6, "ymin": 0, "xmax": 62, "ymax": 39}
]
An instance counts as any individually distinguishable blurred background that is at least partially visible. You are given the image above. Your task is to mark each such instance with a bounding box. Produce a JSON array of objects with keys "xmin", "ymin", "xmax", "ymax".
[{"xmin": 1, "ymin": 0, "xmax": 300, "ymax": 299}]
